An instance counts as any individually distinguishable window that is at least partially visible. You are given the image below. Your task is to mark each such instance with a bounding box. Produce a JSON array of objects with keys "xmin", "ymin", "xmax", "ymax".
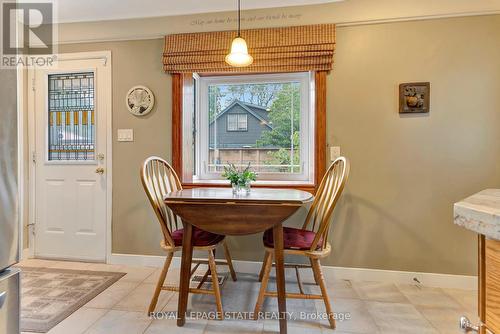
[
  {"xmin": 227, "ymin": 114, "xmax": 247, "ymax": 131},
  {"xmin": 183, "ymin": 72, "xmax": 315, "ymax": 185},
  {"xmin": 47, "ymin": 72, "xmax": 95, "ymax": 161}
]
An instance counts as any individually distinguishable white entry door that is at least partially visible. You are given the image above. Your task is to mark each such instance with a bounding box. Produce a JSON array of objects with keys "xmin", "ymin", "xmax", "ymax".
[{"xmin": 30, "ymin": 53, "xmax": 111, "ymax": 261}]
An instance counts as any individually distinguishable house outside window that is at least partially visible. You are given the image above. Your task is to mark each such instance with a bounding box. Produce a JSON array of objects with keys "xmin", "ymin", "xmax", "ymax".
[{"xmin": 185, "ymin": 72, "xmax": 315, "ymax": 184}]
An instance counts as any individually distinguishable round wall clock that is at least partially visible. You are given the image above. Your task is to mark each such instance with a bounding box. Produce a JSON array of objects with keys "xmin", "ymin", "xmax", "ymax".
[{"xmin": 126, "ymin": 85, "xmax": 155, "ymax": 116}]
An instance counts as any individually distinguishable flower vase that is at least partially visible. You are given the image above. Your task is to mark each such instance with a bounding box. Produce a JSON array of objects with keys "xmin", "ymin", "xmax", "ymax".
[
  {"xmin": 244, "ymin": 181, "xmax": 251, "ymax": 194},
  {"xmin": 232, "ymin": 183, "xmax": 241, "ymax": 194}
]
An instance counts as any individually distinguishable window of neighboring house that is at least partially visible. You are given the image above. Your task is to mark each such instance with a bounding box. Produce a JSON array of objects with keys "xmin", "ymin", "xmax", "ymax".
[
  {"xmin": 184, "ymin": 72, "xmax": 315, "ymax": 184},
  {"xmin": 227, "ymin": 114, "xmax": 247, "ymax": 131}
]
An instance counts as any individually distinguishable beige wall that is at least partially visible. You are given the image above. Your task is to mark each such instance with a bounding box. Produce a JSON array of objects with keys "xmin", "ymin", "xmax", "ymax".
[
  {"xmin": 57, "ymin": 14, "xmax": 500, "ymax": 275},
  {"xmin": 328, "ymin": 15, "xmax": 500, "ymax": 275},
  {"xmin": 57, "ymin": 40, "xmax": 172, "ymax": 255}
]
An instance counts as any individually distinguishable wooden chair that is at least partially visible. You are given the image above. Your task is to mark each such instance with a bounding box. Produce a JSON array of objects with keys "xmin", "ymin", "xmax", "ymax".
[
  {"xmin": 141, "ymin": 156, "xmax": 237, "ymax": 316},
  {"xmin": 253, "ymin": 156, "xmax": 350, "ymax": 329}
]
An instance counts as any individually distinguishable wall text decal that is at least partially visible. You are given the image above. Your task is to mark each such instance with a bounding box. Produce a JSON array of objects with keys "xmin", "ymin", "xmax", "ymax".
[{"xmin": 190, "ymin": 13, "xmax": 303, "ymax": 27}]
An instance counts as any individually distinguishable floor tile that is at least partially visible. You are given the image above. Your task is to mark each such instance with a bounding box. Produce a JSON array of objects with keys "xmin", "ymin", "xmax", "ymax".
[
  {"xmin": 286, "ymin": 266, "xmax": 316, "ymax": 284},
  {"xmin": 119, "ymin": 265, "xmax": 157, "ymax": 283},
  {"xmin": 397, "ymin": 284, "xmax": 462, "ymax": 309},
  {"xmin": 143, "ymin": 268, "xmax": 163, "ymax": 284},
  {"xmin": 215, "ymin": 274, "xmax": 260, "ymax": 313},
  {"xmin": 206, "ymin": 319, "xmax": 264, "ymax": 333},
  {"xmin": 144, "ymin": 267, "xmax": 181, "ymax": 285},
  {"xmin": 321, "ymin": 331, "xmax": 378, "ymax": 334},
  {"xmin": 352, "ymin": 281, "xmax": 409, "ymax": 303},
  {"xmin": 260, "ymin": 292, "xmax": 317, "ymax": 315},
  {"xmin": 326, "ymin": 279, "xmax": 360, "ymax": 299},
  {"xmin": 366, "ymin": 301, "xmax": 438, "ymax": 334},
  {"xmin": 416, "ymin": 305, "xmax": 478, "ymax": 334},
  {"xmin": 17, "ymin": 259, "xmax": 60, "ymax": 268},
  {"xmin": 321, "ymin": 329, "xmax": 380, "ymax": 334},
  {"xmin": 315, "ymin": 298, "xmax": 378, "ymax": 333},
  {"xmin": 144, "ymin": 318, "xmax": 206, "ymax": 334},
  {"xmin": 85, "ymin": 281, "xmax": 140, "ymax": 309},
  {"xmin": 442, "ymin": 288, "xmax": 478, "ymax": 312},
  {"xmin": 264, "ymin": 319, "xmax": 322, "ymax": 334},
  {"xmin": 47, "ymin": 307, "xmax": 108, "ymax": 334},
  {"xmin": 18, "ymin": 258, "xmax": 481, "ymax": 334},
  {"xmin": 162, "ymin": 291, "xmax": 219, "ymax": 315},
  {"xmin": 46, "ymin": 260, "xmax": 93, "ymax": 270},
  {"xmin": 85, "ymin": 263, "xmax": 126, "ymax": 272},
  {"xmin": 114, "ymin": 283, "xmax": 174, "ymax": 312},
  {"xmin": 83, "ymin": 310, "xmax": 152, "ymax": 334}
]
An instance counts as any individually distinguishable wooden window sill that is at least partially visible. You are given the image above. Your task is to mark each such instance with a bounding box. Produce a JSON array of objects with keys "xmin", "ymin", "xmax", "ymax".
[{"xmin": 181, "ymin": 182, "xmax": 316, "ymax": 194}]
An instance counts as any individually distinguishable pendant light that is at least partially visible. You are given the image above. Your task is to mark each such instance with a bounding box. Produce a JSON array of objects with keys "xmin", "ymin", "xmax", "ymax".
[{"xmin": 225, "ymin": 0, "xmax": 253, "ymax": 67}]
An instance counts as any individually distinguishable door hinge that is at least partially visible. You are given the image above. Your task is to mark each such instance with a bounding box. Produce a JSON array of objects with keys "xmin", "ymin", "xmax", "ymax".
[
  {"xmin": 32, "ymin": 151, "xmax": 36, "ymax": 164},
  {"xmin": 31, "ymin": 77, "xmax": 36, "ymax": 91}
]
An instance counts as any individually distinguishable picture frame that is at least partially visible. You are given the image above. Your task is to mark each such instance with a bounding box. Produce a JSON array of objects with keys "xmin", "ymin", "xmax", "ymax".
[{"xmin": 399, "ymin": 82, "xmax": 430, "ymax": 114}]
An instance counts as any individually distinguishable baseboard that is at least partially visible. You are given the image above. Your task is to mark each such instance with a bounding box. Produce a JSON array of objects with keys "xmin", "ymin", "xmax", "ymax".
[{"xmin": 108, "ymin": 253, "xmax": 477, "ymax": 290}]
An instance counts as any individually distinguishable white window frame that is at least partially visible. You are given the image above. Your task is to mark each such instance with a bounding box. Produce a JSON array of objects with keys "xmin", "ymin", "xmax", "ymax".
[
  {"xmin": 227, "ymin": 114, "xmax": 238, "ymax": 131},
  {"xmin": 191, "ymin": 72, "xmax": 315, "ymax": 185},
  {"xmin": 227, "ymin": 114, "xmax": 248, "ymax": 131},
  {"xmin": 238, "ymin": 114, "xmax": 248, "ymax": 131}
]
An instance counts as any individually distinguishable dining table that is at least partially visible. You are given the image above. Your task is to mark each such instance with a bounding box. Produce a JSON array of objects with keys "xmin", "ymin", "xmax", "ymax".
[{"xmin": 164, "ymin": 187, "xmax": 314, "ymax": 334}]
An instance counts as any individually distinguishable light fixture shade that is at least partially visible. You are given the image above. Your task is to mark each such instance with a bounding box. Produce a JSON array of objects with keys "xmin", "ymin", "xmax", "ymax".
[{"xmin": 225, "ymin": 37, "xmax": 253, "ymax": 67}]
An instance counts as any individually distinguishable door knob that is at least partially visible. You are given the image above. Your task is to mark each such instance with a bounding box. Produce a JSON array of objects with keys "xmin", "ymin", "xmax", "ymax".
[{"xmin": 95, "ymin": 167, "xmax": 105, "ymax": 174}]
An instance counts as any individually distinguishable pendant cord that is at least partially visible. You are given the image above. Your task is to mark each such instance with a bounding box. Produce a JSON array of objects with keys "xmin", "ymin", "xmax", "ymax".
[{"xmin": 238, "ymin": 0, "xmax": 241, "ymax": 37}]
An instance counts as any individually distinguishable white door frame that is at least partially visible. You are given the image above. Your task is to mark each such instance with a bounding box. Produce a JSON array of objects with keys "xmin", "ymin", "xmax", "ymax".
[
  {"xmin": 26, "ymin": 51, "xmax": 113, "ymax": 263},
  {"xmin": 17, "ymin": 64, "xmax": 26, "ymax": 261}
]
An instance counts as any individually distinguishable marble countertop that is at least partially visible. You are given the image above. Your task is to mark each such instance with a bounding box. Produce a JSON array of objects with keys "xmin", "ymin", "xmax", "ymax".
[{"xmin": 454, "ymin": 189, "xmax": 500, "ymax": 240}]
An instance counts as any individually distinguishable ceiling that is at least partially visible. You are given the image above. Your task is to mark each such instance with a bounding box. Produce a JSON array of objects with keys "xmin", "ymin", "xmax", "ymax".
[{"xmin": 43, "ymin": 0, "xmax": 344, "ymax": 23}]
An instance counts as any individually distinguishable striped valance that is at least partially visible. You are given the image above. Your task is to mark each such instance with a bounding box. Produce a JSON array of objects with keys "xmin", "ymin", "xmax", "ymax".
[{"xmin": 163, "ymin": 24, "xmax": 335, "ymax": 73}]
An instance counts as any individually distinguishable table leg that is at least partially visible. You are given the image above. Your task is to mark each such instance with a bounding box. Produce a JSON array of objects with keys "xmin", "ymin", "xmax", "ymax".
[
  {"xmin": 273, "ymin": 223, "xmax": 287, "ymax": 334},
  {"xmin": 177, "ymin": 222, "xmax": 193, "ymax": 327}
]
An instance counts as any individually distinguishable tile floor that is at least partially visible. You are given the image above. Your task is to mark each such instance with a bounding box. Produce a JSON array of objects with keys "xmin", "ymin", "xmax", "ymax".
[{"xmin": 17, "ymin": 259, "xmax": 477, "ymax": 334}]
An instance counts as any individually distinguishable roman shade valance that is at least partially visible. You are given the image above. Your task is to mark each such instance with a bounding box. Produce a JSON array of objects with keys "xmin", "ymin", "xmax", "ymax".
[{"xmin": 163, "ymin": 24, "xmax": 335, "ymax": 73}]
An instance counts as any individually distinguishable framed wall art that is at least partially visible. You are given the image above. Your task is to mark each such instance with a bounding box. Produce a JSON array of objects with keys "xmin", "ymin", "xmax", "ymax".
[
  {"xmin": 126, "ymin": 85, "xmax": 155, "ymax": 116},
  {"xmin": 399, "ymin": 82, "xmax": 430, "ymax": 114}
]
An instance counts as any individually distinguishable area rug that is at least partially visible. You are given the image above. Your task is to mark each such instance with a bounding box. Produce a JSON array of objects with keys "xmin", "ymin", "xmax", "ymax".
[{"xmin": 18, "ymin": 267, "xmax": 125, "ymax": 333}]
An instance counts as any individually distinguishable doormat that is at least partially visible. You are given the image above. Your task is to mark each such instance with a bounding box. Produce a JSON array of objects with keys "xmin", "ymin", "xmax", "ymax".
[{"xmin": 18, "ymin": 267, "xmax": 125, "ymax": 333}]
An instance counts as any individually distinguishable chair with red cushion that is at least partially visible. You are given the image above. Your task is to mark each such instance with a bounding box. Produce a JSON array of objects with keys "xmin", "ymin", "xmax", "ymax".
[
  {"xmin": 141, "ymin": 156, "xmax": 236, "ymax": 316},
  {"xmin": 254, "ymin": 157, "xmax": 350, "ymax": 329}
]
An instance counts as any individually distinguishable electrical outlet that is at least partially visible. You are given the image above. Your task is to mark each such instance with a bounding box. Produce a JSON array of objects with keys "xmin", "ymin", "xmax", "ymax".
[
  {"xmin": 117, "ymin": 129, "xmax": 134, "ymax": 142},
  {"xmin": 330, "ymin": 146, "xmax": 340, "ymax": 161}
]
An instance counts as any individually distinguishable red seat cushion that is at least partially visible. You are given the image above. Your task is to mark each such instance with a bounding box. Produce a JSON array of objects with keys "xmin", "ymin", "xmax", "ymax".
[
  {"xmin": 172, "ymin": 227, "xmax": 225, "ymax": 247},
  {"xmin": 263, "ymin": 227, "xmax": 323, "ymax": 251}
]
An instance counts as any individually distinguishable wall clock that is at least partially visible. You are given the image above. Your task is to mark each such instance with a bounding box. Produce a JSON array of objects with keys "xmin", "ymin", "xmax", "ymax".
[{"xmin": 126, "ymin": 85, "xmax": 155, "ymax": 116}]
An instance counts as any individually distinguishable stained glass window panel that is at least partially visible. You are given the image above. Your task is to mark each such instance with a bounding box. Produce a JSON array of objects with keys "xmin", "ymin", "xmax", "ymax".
[{"xmin": 47, "ymin": 72, "xmax": 95, "ymax": 161}]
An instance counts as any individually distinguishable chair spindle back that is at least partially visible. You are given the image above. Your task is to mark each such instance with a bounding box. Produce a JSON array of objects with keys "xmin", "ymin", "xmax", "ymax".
[
  {"xmin": 303, "ymin": 156, "xmax": 350, "ymax": 251},
  {"xmin": 141, "ymin": 156, "xmax": 182, "ymax": 248}
]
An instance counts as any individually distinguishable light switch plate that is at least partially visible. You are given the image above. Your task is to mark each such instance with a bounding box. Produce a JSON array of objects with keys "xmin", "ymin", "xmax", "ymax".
[
  {"xmin": 117, "ymin": 129, "xmax": 134, "ymax": 142},
  {"xmin": 330, "ymin": 146, "xmax": 340, "ymax": 161}
]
